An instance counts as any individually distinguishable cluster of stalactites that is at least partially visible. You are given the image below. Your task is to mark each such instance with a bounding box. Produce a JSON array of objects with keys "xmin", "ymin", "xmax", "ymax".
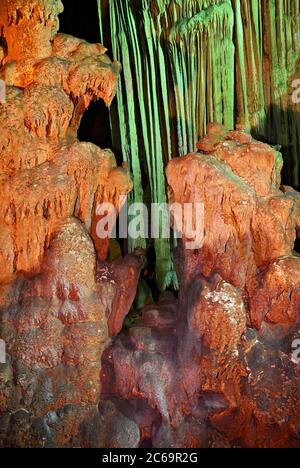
[{"xmin": 98, "ymin": 0, "xmax": 300, "ymax": 289}]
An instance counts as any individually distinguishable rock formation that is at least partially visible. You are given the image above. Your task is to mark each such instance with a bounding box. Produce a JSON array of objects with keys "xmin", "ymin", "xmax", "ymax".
[
  {"xmin": 0, "ymin": 0, "xmax": 142, "ymax": 447},
  {"xmin": 102, "ymin": 125, "xmax": 300, "ymax": 448}
]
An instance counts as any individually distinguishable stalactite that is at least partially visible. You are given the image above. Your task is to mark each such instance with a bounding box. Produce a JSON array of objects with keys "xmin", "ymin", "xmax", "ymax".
[
  {"xmin": 104, "ymin": 0, "xmax": 180, "ymax": 290},
  {"xmin": 98, "ymin": 0, "xmax": 300, "ymax": 289},
  {"xmin": 233, "ymin": 0, "xmax": 300, "ymax": 187},
  {"xmin": 168, "ymin": 0, "xmax": 235, "ymax": 154}
]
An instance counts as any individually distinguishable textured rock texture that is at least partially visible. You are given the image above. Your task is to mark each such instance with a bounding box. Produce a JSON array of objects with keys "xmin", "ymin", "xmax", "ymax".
[
  {"xmin": 102, "ymin": 126, "xmax": 300, "ymax": 448},
  {"xmin": 0, "ymin": 0, "xmax": 141, "ymax": 448}
]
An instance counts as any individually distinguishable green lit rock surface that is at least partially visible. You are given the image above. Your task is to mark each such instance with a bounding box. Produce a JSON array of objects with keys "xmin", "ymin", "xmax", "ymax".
[{"xmin": 98, "ymin": 0, "xmax": 300, "ymax": 288}]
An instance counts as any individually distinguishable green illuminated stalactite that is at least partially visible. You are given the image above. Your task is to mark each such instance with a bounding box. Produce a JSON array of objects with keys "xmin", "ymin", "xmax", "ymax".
[
  {"xmin": 97, "ymin": 0, "xmax": 103, "ymax": 43},
  {"xmin": 98, "ymin": 0, "xmax": 300, "ymax": 289},
  {"xmin": 168, "ymin": 0, "xmax": 235, "ymax": 152},
  {"xmin": 105, "ymin": 0, "xmax": 177, "ymax": 289},
  {"xmin": 232, "ymin": 0, "xmax": 300, "ymax": 187},
  {"xmin": 109, "ymin": 2, "xmax": 146, "ymax": 253}
]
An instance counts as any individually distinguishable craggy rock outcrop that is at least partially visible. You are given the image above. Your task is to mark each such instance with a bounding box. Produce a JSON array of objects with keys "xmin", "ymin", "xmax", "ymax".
[
  {"xmin": 0, "ymin": 0, "xmax": 140, "ymax": 448},
  {"xmin": 102, "ymin": 125, "xmax": 300, "ymax": 448}
]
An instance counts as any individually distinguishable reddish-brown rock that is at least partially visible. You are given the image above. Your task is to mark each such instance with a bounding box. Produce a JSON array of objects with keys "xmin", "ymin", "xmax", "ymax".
[
  {"xmin": 101, "ymin": 125, "xmax": 300, "ymax": 448},
  {"xmin": 168, "ymin": 127, "xmax": 299, "ymax": 301},
  {"xmin": 0, "ymin": 0, "xmax": 139, "ymax": 448}
]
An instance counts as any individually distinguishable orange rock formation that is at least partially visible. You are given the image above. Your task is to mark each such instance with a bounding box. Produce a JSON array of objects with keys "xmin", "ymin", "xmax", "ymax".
[
  {"xmin": 102, "ymin": 125, "xmax": 300, "ymax": 448},
  {"xmin": 0, "ymin": 0, "xmax": 141, "ymax": 447}
]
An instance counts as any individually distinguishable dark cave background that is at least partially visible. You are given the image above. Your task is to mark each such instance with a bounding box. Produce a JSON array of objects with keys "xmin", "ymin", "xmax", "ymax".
[
  {"xmin": 59, "ymin": 0, "xmax": 100, "ymax": 43},
  {"xmin": 59, "ymin": 0, "xmax": 113, "ymax": 154}
]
